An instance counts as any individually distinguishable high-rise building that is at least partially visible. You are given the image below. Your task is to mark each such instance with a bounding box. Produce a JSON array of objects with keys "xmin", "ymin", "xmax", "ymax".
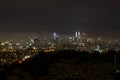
[
  {"xmin": 75, "ymin": 32, "xmax": 78, "ymax": 37},
  {"xmin": 75, "ymin": 31, "xmax": 82, "ymax": 42},
  {"xmin": 53, "ymin": 32, "xmax": 57, "ymax": 40}
]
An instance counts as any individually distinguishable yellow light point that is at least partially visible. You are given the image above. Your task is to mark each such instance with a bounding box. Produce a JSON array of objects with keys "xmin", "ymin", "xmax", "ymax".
[
  {"xmin": 3, "ymin": 49, "xmax": 7, "ymax": 52},
  {"xmin": 43, "ymin": 49, "xmax": 55, "ymax": 53}
]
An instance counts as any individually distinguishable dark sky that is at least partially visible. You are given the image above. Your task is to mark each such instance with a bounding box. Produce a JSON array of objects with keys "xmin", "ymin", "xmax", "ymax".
[{"xmin": 0, "ymin": 0, "xmax": 120, "ymax": 38}]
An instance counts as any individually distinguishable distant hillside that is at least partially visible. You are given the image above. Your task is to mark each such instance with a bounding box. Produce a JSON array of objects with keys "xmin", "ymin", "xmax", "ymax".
[{"xmin": 5, "ymin": 50, "xmax": 120, "ymax": 80}]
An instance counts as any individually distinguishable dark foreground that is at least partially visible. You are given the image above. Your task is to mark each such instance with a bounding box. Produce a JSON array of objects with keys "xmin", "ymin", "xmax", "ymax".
[{"xmin": 1, "ymin": 50, "xmax": 120, "ymax": 80}]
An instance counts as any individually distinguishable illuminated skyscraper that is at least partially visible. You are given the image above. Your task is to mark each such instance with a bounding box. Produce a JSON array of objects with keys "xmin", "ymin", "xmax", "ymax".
[
  {"xmin": 75, "ymin": 31, "xmax": 82, "ymax": 42},
  {"xmin": 53, "ymin": 32, "xmax": 57, "ymax": 40},
  {"xmin": 75, "ymin": 32, "xmax": 78, "ymax": 37},
  {"xmin": 78, "ymin": 32, "xmax": 81, "ymax": 39}
]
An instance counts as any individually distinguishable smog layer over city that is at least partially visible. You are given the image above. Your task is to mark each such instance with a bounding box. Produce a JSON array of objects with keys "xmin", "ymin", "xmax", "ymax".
[{"xmin": 0, "ymin": 0, "xmax": 120, "ymax": 80}]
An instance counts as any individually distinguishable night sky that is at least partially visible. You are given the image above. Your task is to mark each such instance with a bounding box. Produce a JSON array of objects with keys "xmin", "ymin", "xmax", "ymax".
[{"xmin": 0, "ymin": 0, "xmax": 120, "ymax": 38}]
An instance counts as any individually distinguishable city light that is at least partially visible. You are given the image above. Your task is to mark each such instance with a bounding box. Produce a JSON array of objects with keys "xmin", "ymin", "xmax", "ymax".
[{"xmin": 0, "ymin": 31, "xmax": 120, "ymax": 66}]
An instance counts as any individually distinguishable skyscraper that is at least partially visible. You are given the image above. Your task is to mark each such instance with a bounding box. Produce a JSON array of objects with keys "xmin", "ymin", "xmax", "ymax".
[{"xmin": 53, "ymin": 32, "xmax": 57, "ymax": 40}]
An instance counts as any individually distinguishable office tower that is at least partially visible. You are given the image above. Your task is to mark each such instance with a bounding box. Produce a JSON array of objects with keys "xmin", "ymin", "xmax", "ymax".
[{"xmin": 53, "ymin": 32, "xmax": 57, "ymax": 40}]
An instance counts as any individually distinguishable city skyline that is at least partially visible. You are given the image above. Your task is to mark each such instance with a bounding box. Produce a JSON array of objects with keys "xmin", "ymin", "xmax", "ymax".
[{"xmin": 0, "ymin": 31, "xmax": 119, "ymax": 41}]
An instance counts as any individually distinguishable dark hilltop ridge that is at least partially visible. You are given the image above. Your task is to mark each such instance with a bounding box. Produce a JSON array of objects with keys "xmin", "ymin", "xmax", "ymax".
[{"xmin": 1, "ymin": 50, "xmax": 120, "ymax": 80}]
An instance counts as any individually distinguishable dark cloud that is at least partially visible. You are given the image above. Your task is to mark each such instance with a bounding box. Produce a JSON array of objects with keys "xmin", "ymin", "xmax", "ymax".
[{"xmin": 0, "ymin": 0, "xmax": 120, "ymax": 38}]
